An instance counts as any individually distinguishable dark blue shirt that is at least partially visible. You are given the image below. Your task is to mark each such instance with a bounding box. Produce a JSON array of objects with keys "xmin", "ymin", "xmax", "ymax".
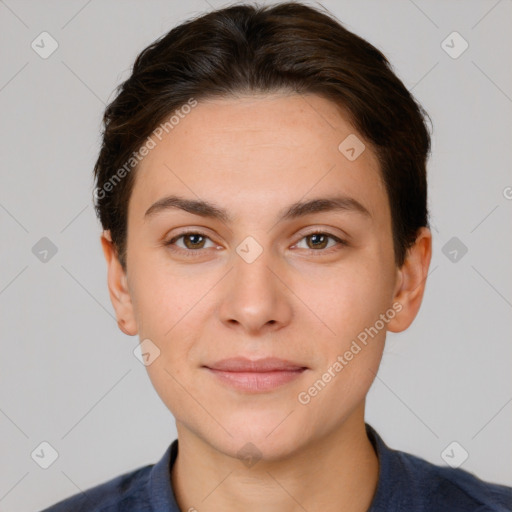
[{"xmin": 40, "ymin": 424, "xmax": 512, "ymax": 511}]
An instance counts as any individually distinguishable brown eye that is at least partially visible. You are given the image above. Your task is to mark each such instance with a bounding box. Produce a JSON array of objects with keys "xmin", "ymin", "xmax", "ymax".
[
  {"xmin": 295, "ymin": 232, "xmax": 347, "ymax": 252},
  {"xmin": 165, "ymin": 231, "xmax": 216, "ymax": 253},
  {"xmin": 181, "ymin": 233, "xmax": 207, "ymax": 249},
  {"xmin": 306, "ymin": 233, "xmax": 329, "ymax": 249}
]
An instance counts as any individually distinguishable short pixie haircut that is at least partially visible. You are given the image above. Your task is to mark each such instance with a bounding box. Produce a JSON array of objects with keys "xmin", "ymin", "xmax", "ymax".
[{"xmin": 93, "ymin": 1, "xmax": 432, "ymax": 270}]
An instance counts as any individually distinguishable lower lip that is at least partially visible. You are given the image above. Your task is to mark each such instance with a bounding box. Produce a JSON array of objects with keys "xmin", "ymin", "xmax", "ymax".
[{"xmin": 206, "ymin": 368, "xmax": 306, "ymax": 392}]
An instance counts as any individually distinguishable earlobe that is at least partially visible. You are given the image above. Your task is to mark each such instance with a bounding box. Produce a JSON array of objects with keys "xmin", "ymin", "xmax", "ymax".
[
  {"xmin": 387, "ymin": 227, "xmax": 432, "ymax": 333},
  {"xmin": 100, "ymin": 231, "xmax": 138, "ymax": 336}
]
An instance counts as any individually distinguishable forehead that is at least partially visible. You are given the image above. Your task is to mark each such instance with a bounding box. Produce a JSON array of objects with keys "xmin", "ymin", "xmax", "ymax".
[{"xmin": 128, "ymin": 92, "xmax": 389, "ymax": 227}]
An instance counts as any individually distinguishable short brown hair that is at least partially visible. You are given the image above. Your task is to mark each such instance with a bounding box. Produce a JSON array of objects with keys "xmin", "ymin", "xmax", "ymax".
[{"xmin": 93, "ymin": 1, "xmax": 431, "ymax": 269}]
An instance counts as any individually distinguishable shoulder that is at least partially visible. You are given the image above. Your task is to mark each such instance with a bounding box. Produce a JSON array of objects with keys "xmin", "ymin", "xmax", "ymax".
[
  {"xmin": 39, "ymin": 440, "xmax": 179, "ymax": 512},
  {"xmin": 39, "ymin": 463, "xmax": 154, "ymax": 512},
  {"xmin": 366, "ymin": 424, "xmax": 512, "ymax": 512},
  {"xmin": 392, "ymin": 445, "xmax": 512, "ymax": 511}
]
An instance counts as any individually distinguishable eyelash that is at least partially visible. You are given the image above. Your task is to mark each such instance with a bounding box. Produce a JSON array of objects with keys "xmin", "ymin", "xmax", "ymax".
[{"xmin": 164, "ymin": 230, "xmax": 348, "ymax": 258}]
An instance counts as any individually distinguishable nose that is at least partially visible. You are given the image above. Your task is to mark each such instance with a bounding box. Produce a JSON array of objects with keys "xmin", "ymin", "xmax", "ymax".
[{"xmin": 217, "ymin": 243, "xmax": 293, "ymax": 335}]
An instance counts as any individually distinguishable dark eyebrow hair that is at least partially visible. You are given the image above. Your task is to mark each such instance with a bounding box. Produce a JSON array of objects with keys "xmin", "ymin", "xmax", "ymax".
[{"xmin": 144, "ymin": 194, "xmax": 371, "ymax": 223}]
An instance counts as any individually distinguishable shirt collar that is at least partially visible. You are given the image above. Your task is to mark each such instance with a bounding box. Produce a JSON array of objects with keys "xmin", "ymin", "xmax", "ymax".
[
  {"xmin": 148, "ymin": 437, "xmax": 180, "ymax": 511},
  {"xmin": 365, "ymin": 422, "xmax": 404, "ymax": 511}
]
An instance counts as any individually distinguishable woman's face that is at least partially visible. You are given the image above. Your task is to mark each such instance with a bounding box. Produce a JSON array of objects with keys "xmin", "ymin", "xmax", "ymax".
[{"xmin": 105, "ymin": 92, "xmax": 412, "ymax": 461}]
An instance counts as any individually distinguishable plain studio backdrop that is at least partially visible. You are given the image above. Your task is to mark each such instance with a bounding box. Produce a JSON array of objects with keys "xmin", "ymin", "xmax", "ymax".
[{"xmin": 0, "ymin": 0, "xmax": 511, "ymax": 510}]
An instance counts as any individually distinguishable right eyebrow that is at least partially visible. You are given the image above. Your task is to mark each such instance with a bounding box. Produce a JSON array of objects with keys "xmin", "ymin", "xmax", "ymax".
[{"xmin": 144, "ymin": 195, "xmax": 232, "ymax": 223}]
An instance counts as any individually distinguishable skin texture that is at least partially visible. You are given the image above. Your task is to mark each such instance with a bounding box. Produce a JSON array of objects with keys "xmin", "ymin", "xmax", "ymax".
[{"xmin": 101, "ymin": 92, "xmax": 432, "ymax": 512}]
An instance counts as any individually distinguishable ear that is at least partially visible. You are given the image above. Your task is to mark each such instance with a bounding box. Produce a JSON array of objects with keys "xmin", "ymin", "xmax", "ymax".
[
  {"xmin": 387, "ymin": 227, "xmax": 432, "ymax": 333},
  {"xmin": 100, "ymin": 230, "xmax": 138, "ymax": 336}
]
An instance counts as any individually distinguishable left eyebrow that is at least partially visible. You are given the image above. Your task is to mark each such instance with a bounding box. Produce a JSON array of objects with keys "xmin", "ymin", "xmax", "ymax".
[
  {"xmin": 280, "ymin": 196, "xmax": 372, "ymax": 221},
  {"xmin": 143, "ymin": 194, "xmax": 372, "ymax": 223}
]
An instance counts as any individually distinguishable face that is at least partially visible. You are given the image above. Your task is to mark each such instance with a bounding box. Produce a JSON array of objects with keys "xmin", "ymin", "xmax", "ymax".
[{"xmin": 102, "ymin": 92, "xmax": 431, "ymax": 461}]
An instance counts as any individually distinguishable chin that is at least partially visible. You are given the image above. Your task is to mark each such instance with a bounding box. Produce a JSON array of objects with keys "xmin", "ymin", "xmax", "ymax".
[
  {"xmin": 212, "ymin": 413, "xmax": 309, "ymax": 459},
  {"xmin": 215, "ymin": 429, "xmax": 305, "ymax": 465}
]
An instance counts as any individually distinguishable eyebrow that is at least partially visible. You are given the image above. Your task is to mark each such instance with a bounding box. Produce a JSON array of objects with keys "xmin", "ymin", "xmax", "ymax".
[{"xmin": 144, "ymin": 194, "xmax": 371, "ymax": 223}]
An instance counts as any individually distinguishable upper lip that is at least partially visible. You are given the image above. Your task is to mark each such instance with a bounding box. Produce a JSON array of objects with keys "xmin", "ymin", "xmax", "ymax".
[{"xmin": 205, "ymin": 357, "xmax": 307, "ymax": 372}]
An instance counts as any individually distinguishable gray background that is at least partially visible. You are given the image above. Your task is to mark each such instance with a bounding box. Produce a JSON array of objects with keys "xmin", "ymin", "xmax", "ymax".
[{"xmin": 1, "ymin": 0, "xmax": 511, "ymax": 510}]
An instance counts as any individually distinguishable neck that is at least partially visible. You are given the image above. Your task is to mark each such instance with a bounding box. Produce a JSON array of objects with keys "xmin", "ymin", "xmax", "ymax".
[{"xmin": 171, "ymin": 408, "xmax": 379, "ymax": 512}]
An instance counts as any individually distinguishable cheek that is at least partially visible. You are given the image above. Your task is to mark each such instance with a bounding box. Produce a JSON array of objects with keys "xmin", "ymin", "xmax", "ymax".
[
  {"xmin": 130, "ymin": 256, "xmax": 200, "ymax": 339},
  {"xmin": 304, "ymin": 262, "xmax": 390, "ymax": 342}
]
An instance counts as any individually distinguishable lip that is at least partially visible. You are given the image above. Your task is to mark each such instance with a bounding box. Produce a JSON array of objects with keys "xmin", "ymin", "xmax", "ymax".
[
  {"xmin": 204, "ymin": 357, "xmax": 308, "ymax": 393},
  {"xmin": 206, "ymin": 357, "xmax": 306, "ymax": 372}
]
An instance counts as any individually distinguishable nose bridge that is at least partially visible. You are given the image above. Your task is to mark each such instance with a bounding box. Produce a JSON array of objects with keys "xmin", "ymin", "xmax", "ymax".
[
  {"xmin": 218, "ymin": 234, "xmax": 292, "ymax": 332},
  {"xmin": 232, "ymin": 235, "xmax": 278, "ymax": 303},
  {"xmin": 234, "ymin": 241, "xmax": 273, "ymax": 289}
]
